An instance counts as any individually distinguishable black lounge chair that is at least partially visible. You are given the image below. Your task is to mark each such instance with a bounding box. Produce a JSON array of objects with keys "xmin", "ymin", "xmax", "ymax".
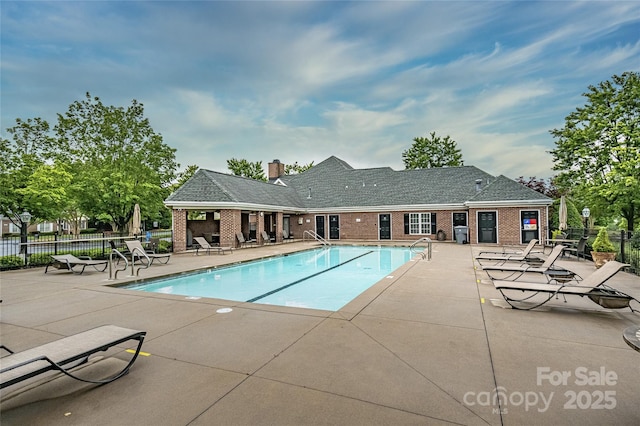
[
  {"xmin": 1, "ymin": 325, "xmax": 146, "ymax": 389},
  {"xmin": 492, "ymin": 261, "xmax": 639, "ymax": 312},
  {"xmin": 45, "ymin": 254, "xmax": 108, "ymax": 275}
]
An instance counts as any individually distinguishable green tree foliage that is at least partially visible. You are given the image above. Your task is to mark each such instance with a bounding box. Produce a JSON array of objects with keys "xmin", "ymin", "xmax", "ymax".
[
  {"xmin": 227, "ymin": 158, "xmax": 266, "ymax": 181},
  {"xmin": 54, "ymin": 93, "xmax": 178, "ymax": 231},
  {"xmin": 402, "ymin": 132, "xmax": 464, "ymax": 169},
  {"xmin": 0, "ymin": 118, "xmax": 69, "ymax": 229},
  {"xmin": 550, "ymin": 72, "xmax": 640, "ymax": 231},
  {"xmin": 284, "ymin": 161, "xmax": 314, "ymax": 175}
]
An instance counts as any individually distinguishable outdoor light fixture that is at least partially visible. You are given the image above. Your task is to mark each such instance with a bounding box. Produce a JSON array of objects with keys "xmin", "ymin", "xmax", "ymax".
[
  {"xmin": 20, "ymin": 210, "xmax": 32, "ymax": 224},
  {"xmin": 582, "ymin": 207, "xmax": 590, "ymax": 237}
]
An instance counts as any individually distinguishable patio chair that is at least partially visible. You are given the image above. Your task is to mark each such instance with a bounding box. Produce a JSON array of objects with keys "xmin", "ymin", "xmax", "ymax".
[
  {"xmin": 124, "ymin": 240, "xmax": 171, "ymax": 265},
  {"xmin": 261, "ymin": 231, "xmax": 274, "ymax": 245},
  {"xmin": 236, "ymin": 232, "xmax": 256, "ymax": 248},
  {"xmin": 193, "ymin": 236, "xmax": 233, "ymax": 255},
  {"xmin": 492, "ymin": 261, "xmax": 639, "ymax": 312},
  {"xmin": 562, "ymin": 236, "xmax": 588, "ymax": 260},
  {"xmin": 45, "ymin": 254, "xmax": 108, "ymax": 275},
  {"xmin": 1, "ymin": 325, "xmax": 146, "ymax": 389},
  {"xmin": 481, "ymin": 245, "xmax": 576, "ymax": 281},
  {"xmin": 282, "ymin": 229, "xmax": 294, "ymax": 242},
  {"xmin": 475, "ymin": 239, "xmax": 542, "ymax": 266}
]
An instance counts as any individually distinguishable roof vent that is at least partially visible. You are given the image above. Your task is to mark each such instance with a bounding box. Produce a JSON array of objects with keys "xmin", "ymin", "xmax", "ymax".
[
  {"xmin": 307, "ymin": 187, "xmax": 312, "ymax": 199},
  {"xmin": 475, "ymin": 179, "xmax": 482, "ymax": 192}
]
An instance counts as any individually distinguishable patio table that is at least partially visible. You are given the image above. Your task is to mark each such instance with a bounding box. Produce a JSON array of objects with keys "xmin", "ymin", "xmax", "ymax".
[{"xmin": 623, "ymin": 325, "xmax": 640, "ymax": 353}]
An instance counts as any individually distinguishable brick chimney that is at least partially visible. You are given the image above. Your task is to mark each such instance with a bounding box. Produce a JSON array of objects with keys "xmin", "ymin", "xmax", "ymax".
[{"xmin": 268, "ymin": 159, "xmax": 285, "ymax": 180}]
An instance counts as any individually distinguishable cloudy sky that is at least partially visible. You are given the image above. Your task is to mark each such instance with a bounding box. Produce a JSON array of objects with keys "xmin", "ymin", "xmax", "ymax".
[{"xmin": 2, "ymin": 1, "xmax": 639, "ymax": 179}]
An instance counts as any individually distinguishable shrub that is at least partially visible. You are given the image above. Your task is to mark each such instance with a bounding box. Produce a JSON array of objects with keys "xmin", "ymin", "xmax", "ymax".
[
  {"xmin": 592, "ymin": 228, "xmax": 615, "ymax": 252},
  {"xmin": 158, "ymin": 239, "xmax": 172, "ymax": 253},
  {"xmin": 0, "ymin": 255, "xmax": 24, "ymax": 269}
]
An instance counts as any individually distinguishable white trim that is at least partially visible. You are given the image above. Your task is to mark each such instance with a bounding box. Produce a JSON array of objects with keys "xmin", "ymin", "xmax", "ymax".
[{"xmin": 466, "ymin": 200, "xmax": 552, "ymax": 208}]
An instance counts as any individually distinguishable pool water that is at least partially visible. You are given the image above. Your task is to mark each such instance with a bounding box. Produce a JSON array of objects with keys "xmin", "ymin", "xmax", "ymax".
[{"xmin": 124, "ymin": 246, "xmax": 414, "ymax": 311}]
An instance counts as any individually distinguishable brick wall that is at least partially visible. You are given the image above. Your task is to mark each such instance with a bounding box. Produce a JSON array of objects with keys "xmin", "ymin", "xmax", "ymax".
[
  {"xmin": 172, "ymin": 209, "xmax": 187, "ymax": 252},
  {"xmin": 220, "ymin": 209, "xmax": 241, "ymax": 248}
]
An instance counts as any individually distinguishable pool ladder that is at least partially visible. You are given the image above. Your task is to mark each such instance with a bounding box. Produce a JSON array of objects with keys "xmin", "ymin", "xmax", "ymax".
[
  {"xmin": 302, "ymin": 230, "xmax": 331, "ymax": 246},
  {"xmin": 410, "ymin": 237, "xmax": 432, "ymax": 260}
]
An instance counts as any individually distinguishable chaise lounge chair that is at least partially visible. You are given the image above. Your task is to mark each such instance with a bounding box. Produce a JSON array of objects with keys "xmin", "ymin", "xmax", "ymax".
[
  {"xmin": 481, "ymin": 245, "xmax": 575, "ymax": 281},
  {"xmin": 236, "ymin": 232, "xmax": 256, "ymax": 248},
  {"xmin": 1, "ymin": 325, "xmax": 146, "ymax": 389},
  {"xmin": 124, "ymin": 240, "xmax": 171, "ymax": 265},
  {"xmin": 45, "ymin": 254, "xmax": 108, "ymax": 275},
  {"xmin": 492, "ymin": 261, "xmax": 639, "ymax": 312},
  {"xmin": 282, "ymin": 229, "xmax": 294, "ymax": 242},
  {"xmin": 475, "ymin": 239, "xmax": 542, "ymax": 266},
  {"xmin": 193, "ymin": 236, "xmax": 233, "ymax": 255},
  {"xmin": 261, "ymin": 231, "xmax": 274, "ymax": 245}
]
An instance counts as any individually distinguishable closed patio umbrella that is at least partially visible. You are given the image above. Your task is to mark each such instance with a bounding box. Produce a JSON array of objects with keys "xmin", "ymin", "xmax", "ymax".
[
  {"xmin": 130, "ymin": 203, "xmax": 142, "ymax": 236},
  {"xmin": 559, "ymin": 195, "xmax": 568, "ymax": 231}
]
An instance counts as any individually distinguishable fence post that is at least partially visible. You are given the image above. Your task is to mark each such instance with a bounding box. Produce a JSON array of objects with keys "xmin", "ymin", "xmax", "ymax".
[
  {"xmin": 620, "ymin": 230, "xmax": 626, "ymax": 264},
  {"xmin": 54, "ymin": 232, "xmax": 58, "ymax": 255}
]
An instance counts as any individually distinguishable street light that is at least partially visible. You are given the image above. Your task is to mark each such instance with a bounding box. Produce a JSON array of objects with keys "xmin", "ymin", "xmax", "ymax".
[
  {"xmin": 582, "ymin": 207, "xmax": 590, "ymax": 237},
  {"xmin": 19, "ymin": 210, "xmax": 32, "ymax": 258}
]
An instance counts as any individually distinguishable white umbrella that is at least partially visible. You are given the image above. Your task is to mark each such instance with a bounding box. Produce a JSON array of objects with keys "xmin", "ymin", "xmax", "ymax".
[
  {"xmin": 558, "ymin": 196, "xmax": 568, "ymax": 231},
  {"xmin": 130, "ymin": 203, "xmax": 142, "ymax": 236}
]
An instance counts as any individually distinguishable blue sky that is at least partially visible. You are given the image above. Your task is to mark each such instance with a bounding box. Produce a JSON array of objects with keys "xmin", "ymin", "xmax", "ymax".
[{"xmin": 2, "ymin": 1, "xmax": 639, "ymax": 179}]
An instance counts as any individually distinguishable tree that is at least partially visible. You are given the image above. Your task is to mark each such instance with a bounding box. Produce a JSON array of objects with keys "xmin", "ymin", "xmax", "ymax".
[
  {"xmin": 515, "ymin": 176, "xmax": 560, "ymax": 198},
  {"xmin": 227, "ymin": 158, "xmax": 266, "ymax": 181},
  {"xmin": 550, "ymin": 72, "xmax": 640, "ymax": 232},
  {"xmin": 55, "ymin": 93, "xmax": 178, "ymax": 231},
  {"xmin": 284, "ymin": 161, "xmax": 314, "ymax": 175},
  {"xmin": 0, "ymin": 118, "xmax": 69, "ymax": 254},
  {"xmin": 402, "ymin": 132, "xmax": 464, "ymax": 169}
]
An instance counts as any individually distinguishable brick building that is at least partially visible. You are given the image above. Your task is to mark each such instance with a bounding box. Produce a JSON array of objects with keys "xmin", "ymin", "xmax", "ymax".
[{"xmin": 164, "ymin": 156, "xmax": 552, "ymax": 252}]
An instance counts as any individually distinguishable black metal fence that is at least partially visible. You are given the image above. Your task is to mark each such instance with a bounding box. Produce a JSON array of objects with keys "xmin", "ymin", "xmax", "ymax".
[
  {"xmin": 554, "ymin": 228, "xmax": 640, "ymax": 275},
  {"xmin": 0, "ymin": 230, "xmax": 173, "ymax": 270}
]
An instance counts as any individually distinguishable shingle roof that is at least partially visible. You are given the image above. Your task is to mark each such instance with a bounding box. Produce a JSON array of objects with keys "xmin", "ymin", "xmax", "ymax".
[
  {"xmin": 165, "ymin": 169, "xmax": 303, "ymax": 209},
  {"xmin": 165, "ymin": 156, "xmax": 552, "ymax": 211}
]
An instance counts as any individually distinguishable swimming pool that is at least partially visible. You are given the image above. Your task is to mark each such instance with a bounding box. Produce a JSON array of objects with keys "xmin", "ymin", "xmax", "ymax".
[{"xmin": 124, "ymin": 246, "xmax": 414, "ymax": 311}]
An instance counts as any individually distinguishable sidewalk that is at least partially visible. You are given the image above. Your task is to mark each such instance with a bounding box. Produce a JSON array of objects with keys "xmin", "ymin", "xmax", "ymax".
[{"xmin": 1, "ymin": 242, "xmax": 639, "ymax": 425}]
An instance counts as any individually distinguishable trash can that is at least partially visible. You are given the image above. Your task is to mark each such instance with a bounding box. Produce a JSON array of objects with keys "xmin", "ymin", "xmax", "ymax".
[{"xmin": 454, "ymin": 226, "xmax": 468, "ymax": 244}]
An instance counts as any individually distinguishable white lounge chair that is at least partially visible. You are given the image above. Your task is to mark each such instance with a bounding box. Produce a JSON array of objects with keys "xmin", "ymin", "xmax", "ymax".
[
  {"xmin": 236, "ymin": 232, "xmax": 256, "ymax": 248},
  {"xmin": 261, "ymin": 231, "xmax": 274, "ymax": 245},
  {"xmin": 475, "ymin": 239, "xmax": 541, "ymax": 266},
  {"xmin": 193, "ymin": 236, "xmax": 233, "ymax": 255},
  {"xmin": 481, "ymin": 245, "xmax": 574, "ymax": 281},
  {"xmin": 45, "ymin": 254, "xmax": 108, "ymax": 275},
  {"xmin": 1, "ymin": 325, "xmax": 146, "ymax": 389},
  {"xmin": 124, "ymin": 240, "xmax": 171, "ymax": 265}
]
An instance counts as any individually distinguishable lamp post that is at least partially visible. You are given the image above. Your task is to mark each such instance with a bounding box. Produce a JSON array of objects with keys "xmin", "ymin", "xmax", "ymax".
[
  {"xmin": 582, "ymin": 207, "xmax": 590, "ymax": 238},
  {"xmin": 19, "ymin": 210, "xmax": 32, "ymax": 258}
]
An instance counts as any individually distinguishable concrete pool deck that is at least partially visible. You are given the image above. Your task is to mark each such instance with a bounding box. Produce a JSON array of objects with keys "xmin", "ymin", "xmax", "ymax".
[{"xmin": 1, "ymin": 241, "xmax": 639, "ymax": 425}]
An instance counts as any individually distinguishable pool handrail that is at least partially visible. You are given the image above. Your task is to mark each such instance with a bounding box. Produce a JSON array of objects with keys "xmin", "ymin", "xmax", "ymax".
[
  {"xmin": 410, "ymin": 237, "xmax": 432, "ymax": 260},
  {"xmin": 302, "ymin": 230, "xmax": 331, "ymax": 246}
]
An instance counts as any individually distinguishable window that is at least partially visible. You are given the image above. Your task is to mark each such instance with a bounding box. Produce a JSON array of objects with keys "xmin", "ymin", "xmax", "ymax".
[
  {"xmin": 38, "ymin": 222, "xmax": 53, "ymax": 233},
  {"xmin": 409, "ymin": 213, "xmax": 431, "ymax": 235}
]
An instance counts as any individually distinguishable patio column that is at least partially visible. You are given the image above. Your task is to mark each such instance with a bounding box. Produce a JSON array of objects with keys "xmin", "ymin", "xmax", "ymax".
[
  {"xmin": 220, "ymin": 209, "xmax": 241, "ymax": 248},
  {"xmin": 257, "ymin": 212, "xmax": 265, "ymax": 244},
  {"xmin": 172, "ymin": 209, "xmax": 188, "ymax": 253},
  {"xmin": 276, "ymin": 212, "xmax": 284, "ymax": 243}
]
